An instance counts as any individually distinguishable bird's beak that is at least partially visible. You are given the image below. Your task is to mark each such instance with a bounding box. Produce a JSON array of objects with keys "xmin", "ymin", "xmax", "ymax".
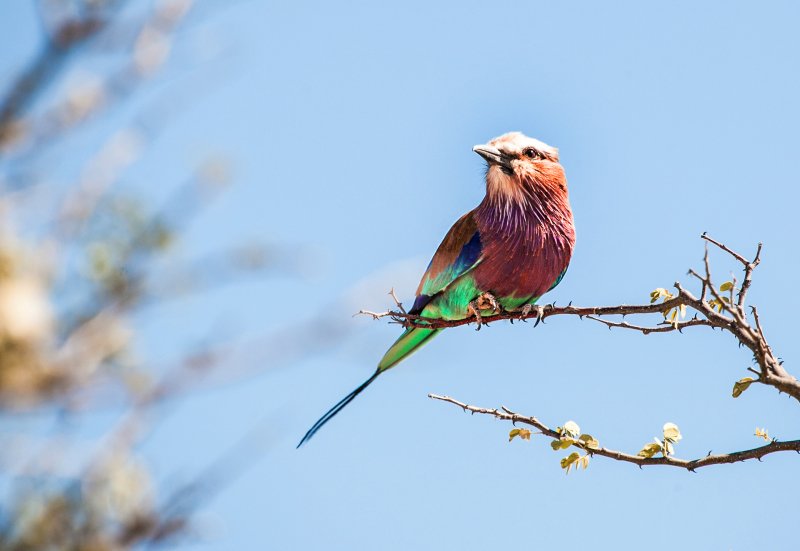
[{"xmin": 473, "ymin": 144, "xmax": 513, "ymax": 170}]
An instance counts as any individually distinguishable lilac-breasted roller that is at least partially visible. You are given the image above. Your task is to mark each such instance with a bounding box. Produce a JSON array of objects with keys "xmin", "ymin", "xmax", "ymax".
[{"xmin": 298, "ymin": 132, "xmax": 576, "ymax": 446}]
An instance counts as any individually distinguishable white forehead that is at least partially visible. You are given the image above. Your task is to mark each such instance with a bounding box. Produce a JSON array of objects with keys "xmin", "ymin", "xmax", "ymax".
[{"xmin": 488, "ymin": 132, "xmax": 559, "ymax": 161}]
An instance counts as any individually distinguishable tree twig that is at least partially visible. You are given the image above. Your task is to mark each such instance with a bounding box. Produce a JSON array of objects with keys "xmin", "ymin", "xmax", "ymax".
[
  {"xmin": 585, "ymin": 315, "xmax": 713, "ymax": 334},
  {"xmin": 429, "ymin": 394, "xmax": 800, "ymax": 472}
]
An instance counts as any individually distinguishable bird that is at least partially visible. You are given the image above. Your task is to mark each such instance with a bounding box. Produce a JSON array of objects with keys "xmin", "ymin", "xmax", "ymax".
[{"xmin": 297, "ymin": 132, "xmax": 576, "ymax": 447}]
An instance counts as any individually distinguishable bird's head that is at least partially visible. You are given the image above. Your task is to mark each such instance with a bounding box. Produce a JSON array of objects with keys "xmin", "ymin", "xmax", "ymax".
[{"xmin": 473, "ymin": 132, "xmax": 566, "ymax": 202}]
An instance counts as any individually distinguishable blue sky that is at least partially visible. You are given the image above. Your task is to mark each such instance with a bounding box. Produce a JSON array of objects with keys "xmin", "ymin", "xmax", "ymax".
[{"xmin": 2, "ymin": 0, "xmax": 800, "ymax": 549}]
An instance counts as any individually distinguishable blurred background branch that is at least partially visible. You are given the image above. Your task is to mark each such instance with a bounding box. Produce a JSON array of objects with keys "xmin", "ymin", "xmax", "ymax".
[{"xmin": 0, "ymin": 1, "xmax": 353, "ymax": 548}]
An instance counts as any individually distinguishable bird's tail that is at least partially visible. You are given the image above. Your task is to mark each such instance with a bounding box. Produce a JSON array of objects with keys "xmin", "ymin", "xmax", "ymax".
[
  {"xmin": 296, "ymin": 371, "xmax": 380, "ymax": 447},
  {"xmin": 296, "ymin": 327, "xmax": 441, "ymax": 447},
  {"xmin": 376, "ymin": 326, "xmax": 442, "ymax": 372}
]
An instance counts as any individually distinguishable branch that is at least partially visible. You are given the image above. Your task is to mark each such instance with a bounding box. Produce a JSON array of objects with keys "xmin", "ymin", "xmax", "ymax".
[
  {"xmin": 585, "ymin": 315, "xmax": 713, "ymax": 334},
  {"xmin": 420, "ymin": 237, "xmax": 800, "ymax": 472},
  {"xmin": 701, "ymin": 234, "xmax": 762, "ymax": 309},
  {"xmin": 429, "ymin": 395, "xmax": 800, "ymax": 472},
  {"xmin": 356, "ymin": 296, "xmax": 691, "ymax": 329},
  {"xmin": 359, "ymin": 235, "xmax": 800, "ymax": 404},
  {"xmin": 701, "ymin": 234, "xmax": 749, "ymax": 265}
]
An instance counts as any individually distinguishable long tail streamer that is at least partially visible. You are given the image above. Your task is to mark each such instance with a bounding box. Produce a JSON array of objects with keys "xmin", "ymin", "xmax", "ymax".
[{"xmin": 296, "ymin": 371, "xmax": 380, "ymax": 448}]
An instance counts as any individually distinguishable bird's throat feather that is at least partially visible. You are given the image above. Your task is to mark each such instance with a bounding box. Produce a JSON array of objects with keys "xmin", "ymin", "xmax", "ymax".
[{"xmin": 475, "ymin": 166, "xmax": 575, "ymax": 300}]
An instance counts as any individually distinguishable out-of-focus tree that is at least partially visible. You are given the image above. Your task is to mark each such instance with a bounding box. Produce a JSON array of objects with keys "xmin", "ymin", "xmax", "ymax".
[{"xmin": 0, "ymin": 1, "xmax": 350, "ymax": 548}]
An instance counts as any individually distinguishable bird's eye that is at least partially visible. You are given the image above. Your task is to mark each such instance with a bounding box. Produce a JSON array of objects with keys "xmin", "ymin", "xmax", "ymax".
[{"xmin": 524, "ymin": 148, "xmax": 541, "ymax": 159}]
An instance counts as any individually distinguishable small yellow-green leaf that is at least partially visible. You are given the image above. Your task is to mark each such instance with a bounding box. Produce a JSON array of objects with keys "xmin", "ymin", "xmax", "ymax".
[
  {"xmin": 650, "ymin": 288, "xmax": 673, "ymax": 303},
  {"xmin": 563, "ymin": 421, "xmax": 580, "ymax": 437},
  {"xmin": 581, "ymin": 455, "xmax": 590, "ymax": 470},
  {"xmin": 720, "ymin": 282, "xmax": 733, "ymax": 292},
  {"xmin": 509, "ymin": 428, "xmax": 520, "ymax": 442},
  {"xmin": 518, "ymin": 429, "xmax": 531, "ymax": 441},
  {"xmin": 638, "ymin": 442, "xmax": 662, "ymax": 458},
  {"xmin": 551, "ymin": 438, "xmax": 573, "ymax": 450},
  {"xmin": 663, "ymin": 423, "xmax": 680, "ymax": 440},
  {"xmin": 561, "ymin": 452, "xmax": 581, "ymax": 471},
  {"xmin": 579, "ymin": 434, "xmax": 600, "ymax": 450},
  {"xmin": 679, "ymin": 304, "xmax": 687, "ymax": 318},
  {"xmin": 732, "ymin": 377, "xmax": 755, "ymax": 398}
]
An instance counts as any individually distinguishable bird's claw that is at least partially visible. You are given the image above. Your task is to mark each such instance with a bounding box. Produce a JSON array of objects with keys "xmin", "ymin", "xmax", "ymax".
[
  {"xmin": 533, "ymin": 305, "xmax": 545, "ymax": 327},
  {"xmin": 534, "ymin": 303, "xmax": 555, "ymax": 327},
  {"xmin": 467, "ymin": 301, "xmax": 482, "ymax": 330},
  {"xmin": 519, "ymin": 303, "xmax": 533, "ymax": 322},
  {"xmin": 519, "ymin": 303, "xmax": 554, "ymax": 326},
  {"xmin": 468, "ymin": 292, "xmax": 502, "ymax": 331},
  {"xmin": 484, "ymin": 293, "xmax": 502, "ymax": 315}
]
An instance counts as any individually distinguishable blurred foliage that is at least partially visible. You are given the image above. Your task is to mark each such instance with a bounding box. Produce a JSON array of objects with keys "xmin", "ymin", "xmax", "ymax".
[{"xmin": 0, "ymin": 1, "xmax": 285, "ymax": 548}]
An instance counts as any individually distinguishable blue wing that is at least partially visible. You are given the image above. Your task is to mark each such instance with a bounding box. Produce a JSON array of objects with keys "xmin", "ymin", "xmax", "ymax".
[{"xmin": 410, "ymin": 211, "xmax": 483, "ymax": 314}]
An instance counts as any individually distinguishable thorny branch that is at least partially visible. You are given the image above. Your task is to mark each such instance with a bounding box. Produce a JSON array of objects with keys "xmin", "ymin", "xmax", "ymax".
[
  {"xmin": 357, "ymin": 235, "xmax": 800, "ymax": 404},
  {"xmin": 360, "ymin": 235, "xmax": 800, "ymax": 470},
  {"xmin": 428, "ymin": 395, "xmax": 800, "ymax": 472}
]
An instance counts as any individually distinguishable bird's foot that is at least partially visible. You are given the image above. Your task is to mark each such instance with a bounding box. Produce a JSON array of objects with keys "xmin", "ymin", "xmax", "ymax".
[
  {"xmin": 519, "ymin": 303, "xmax": 534, "ymax": 322},
  {"xmin": 480, "ymin": 292, "xmax": 502, "ymax": 315},
  {"xmin": 467, "ymin": 292, "xmax": 502, "ymax": 331},
  {"xmin": 534, "ymin": 303, "xmax": 555, "ymax": 327},
  {"xmin": 520, "ymin": 303, "xmax": 554, "ymax": 326},
  {"xmin": 467, "ymin": 301, "xmax": 482, "ymax": 330}
]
